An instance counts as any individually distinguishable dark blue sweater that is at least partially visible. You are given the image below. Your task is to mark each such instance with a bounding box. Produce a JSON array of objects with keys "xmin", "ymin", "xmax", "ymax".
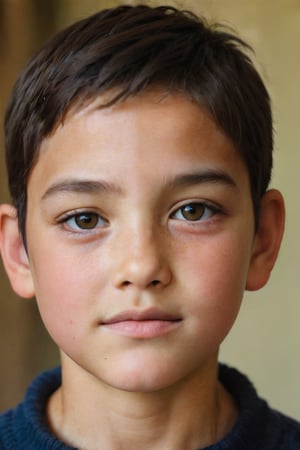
[{"xmin": 0, "ymin": 365, "xmax": 300, "ymax": 449}]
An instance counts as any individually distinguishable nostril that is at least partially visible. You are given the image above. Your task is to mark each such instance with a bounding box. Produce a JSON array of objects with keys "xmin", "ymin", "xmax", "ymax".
[{"xmin": 120, "ymin": 280, "xmax": 160, "ymax": 288}]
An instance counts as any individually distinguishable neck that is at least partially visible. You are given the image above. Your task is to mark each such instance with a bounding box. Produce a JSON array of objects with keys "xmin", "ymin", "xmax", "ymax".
[{"xmin": 47, "ymin": 357, "xmax": 237, "ymax": 450}]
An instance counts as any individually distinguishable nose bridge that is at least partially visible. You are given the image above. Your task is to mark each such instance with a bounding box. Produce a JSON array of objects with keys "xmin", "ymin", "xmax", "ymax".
[{"xmin": 112, "ymin": 218, "xmax": 171, "ymax": 289}]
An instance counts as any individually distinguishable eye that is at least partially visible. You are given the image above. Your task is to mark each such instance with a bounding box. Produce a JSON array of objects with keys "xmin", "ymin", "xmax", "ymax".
[
  {"xmin": 61, "ymin": 212, "xmax": 107, "ymax": 231},
  {"xmin": 171, "ymin": 202, "xmax": 218, "ymax": 222}
]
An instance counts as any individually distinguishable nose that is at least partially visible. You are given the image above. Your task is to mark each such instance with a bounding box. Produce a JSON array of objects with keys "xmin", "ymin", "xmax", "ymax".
[{"xmin": 112, "ymin": 227, "xmax": 172, "ymax": 290}]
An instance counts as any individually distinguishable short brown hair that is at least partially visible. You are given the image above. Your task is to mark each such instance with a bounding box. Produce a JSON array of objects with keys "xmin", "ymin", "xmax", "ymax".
[{"xmin": 4, "ymin": 4, "xmax": 273, "ymax": 240}]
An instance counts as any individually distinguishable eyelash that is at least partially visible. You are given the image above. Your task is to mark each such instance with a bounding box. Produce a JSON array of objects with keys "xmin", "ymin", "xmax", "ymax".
[
  {"xmin": 57, "ymin": 201, "xmax": 221, "ymax": 234},
  {"xmin": 58, "ymin": 210, "xmax": 108, "ymax": 233},
  {"xmin": 170, "ymin": 201, "xmax": 221, "ymax": 223}
]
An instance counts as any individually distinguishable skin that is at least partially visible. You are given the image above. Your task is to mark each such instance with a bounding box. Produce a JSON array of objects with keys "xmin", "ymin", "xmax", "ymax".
[{"xmin": 0, "ymin": 92, "xmax": 285, "ymax": 449}]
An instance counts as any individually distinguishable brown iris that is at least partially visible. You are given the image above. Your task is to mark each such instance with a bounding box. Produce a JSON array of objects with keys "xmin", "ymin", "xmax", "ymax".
[
  {"xmin": 74, "ymin": 213, "xmax": 99, "ymax": 229},
  {"xmin": 180, "ymin": 203, "xmax": 205, "ymax": 221}
]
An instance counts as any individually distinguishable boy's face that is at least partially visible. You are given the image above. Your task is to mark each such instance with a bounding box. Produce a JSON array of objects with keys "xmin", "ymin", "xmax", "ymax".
[{"xmin": 25, "ymin": 92, "xmax": 257, "ymax": 391}]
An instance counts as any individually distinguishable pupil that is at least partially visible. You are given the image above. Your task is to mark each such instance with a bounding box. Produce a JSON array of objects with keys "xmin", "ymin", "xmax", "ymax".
[
  {"xmin": 182, "ymin": 204, "xmax": 204, "ymax": 220},
  {"xmin": 75, "ymin": 213, "xmax": 98, "ymax": 229}
]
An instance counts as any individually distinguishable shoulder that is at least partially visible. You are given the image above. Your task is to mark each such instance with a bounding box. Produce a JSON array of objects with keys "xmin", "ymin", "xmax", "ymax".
[
  {"xmin": 0, "ymin": 408, "xmax": 16, "ymax": 449},
  {"xmin": 217, "ymin": 364, "xmax": 300, "ymax": 450},
  {"xmin": 0, "ymin": 367, "xmax": 74, "ymax": 449},
  {"xmin": 264, "ymin": 409, "xmax": 300, "ymax": 449}
]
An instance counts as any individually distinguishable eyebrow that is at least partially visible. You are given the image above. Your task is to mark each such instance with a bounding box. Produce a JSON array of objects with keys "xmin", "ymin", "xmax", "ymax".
[
  {"xmin": 41, "ymin": 179, "xmax": 123, "ymax": 200},
  {"xmin": 41, "ymin": 169, "xmax": 238, "ymax": 201},
  {"xmin": 168, "ymin": 170, "xmax": 238, "ymax": 190}
]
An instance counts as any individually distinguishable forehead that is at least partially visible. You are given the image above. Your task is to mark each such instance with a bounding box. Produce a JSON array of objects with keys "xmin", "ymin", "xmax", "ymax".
[{"xmin": 28, "ymin": 91, "xmax": 249, "ymax": 197}]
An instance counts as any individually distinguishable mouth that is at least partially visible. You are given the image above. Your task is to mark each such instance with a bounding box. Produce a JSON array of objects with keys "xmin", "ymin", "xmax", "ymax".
[{"xmin": 101, "ymin": 308, "xmax": 182, "ymax": 339}]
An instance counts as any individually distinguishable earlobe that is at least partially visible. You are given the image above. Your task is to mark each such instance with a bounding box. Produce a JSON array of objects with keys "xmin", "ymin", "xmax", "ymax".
[
  {"xmin": 246, "ymin": 189, "xmax": 285, "ymax": 291},
  {"xmin": 0, "ymin": 204, "xmax": 35, "ymax": 298}
]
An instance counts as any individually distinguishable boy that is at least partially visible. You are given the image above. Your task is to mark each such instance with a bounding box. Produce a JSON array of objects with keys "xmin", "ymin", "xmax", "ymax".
[{"xmin": 0, "ymin": 3, "xmax": 298, "ymax": 449}]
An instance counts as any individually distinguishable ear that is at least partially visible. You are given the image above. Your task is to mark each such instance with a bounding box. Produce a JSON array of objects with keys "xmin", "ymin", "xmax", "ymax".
[
  {"xmin": 246, "ymin": 189, "xmax": 285, "ymax": 291},
  {"xmin": 0, "ymin": 204, "xmax": 35, "ymax": 298}
]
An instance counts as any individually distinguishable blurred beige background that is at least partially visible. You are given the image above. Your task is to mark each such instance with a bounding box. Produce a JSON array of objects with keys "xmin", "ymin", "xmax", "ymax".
[{"xmin": 0, "ymin": 0, "xmax": 299, "ymax": 419}]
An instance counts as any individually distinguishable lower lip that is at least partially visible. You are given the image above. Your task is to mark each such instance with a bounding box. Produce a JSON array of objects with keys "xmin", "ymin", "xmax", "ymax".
[{"xmin": 102, "ymin": 320, "xmax": 181, "ymax": 339}]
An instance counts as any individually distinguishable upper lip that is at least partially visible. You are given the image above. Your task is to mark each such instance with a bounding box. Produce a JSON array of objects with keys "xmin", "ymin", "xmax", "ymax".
[{"xmin": 102, "ymin": 308, "xmax": 181, "ymax": 324}]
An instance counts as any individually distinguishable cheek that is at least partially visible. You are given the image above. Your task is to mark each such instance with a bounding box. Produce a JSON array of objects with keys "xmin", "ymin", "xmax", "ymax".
[
  {"xmin": 28, "ymin": 246, "xmax": 105, "ymax": 345},
  {"xmin": 179, "ymin": 233, "xmax": 253, "ymax": 338}
]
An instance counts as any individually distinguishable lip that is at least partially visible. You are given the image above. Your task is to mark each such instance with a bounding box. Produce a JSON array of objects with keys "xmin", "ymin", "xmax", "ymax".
[{"xmin": 101, "ymin": 308, "xmax": 182, "ymax": 339}]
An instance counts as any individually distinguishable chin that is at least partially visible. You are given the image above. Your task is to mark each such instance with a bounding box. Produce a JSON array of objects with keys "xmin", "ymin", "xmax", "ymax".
[
  {"xmin": 107, "ymin": 373, "xmax": 177, "ymax": 393},
  {"xmin": 100, "ymin": 357, "xmax": 184, "ymax": 393}
]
